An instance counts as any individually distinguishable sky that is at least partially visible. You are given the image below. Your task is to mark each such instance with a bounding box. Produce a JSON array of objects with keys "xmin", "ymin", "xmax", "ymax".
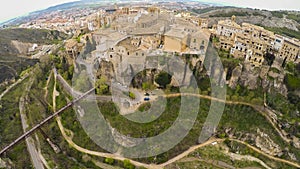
[
  {"xmin": 0, "ymin": 0, "xmax": 300, "ymax": 23},
  {"xmin": 0, "ymin": 0, "xmax": 75, "ymax": 23}
]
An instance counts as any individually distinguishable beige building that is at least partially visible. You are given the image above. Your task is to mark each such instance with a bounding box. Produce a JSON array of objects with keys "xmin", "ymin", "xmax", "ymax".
[
  {"xmin": 197, "ymin": 18, "xmax": 209, "ymax": 29},
  {"xmin": 189, "ymin": 30, "xmax": 210, "ymax": 53},
  {"xmin": 140, "ymin": 35, "xmax": 161, "ymax": 50},
  {"xmin": 278, "ymin": 38, "xmax": 300, "ymax": 62},
  {"xmin": 65, "ymin": 39, "xmax": 80, "ymax": 59},
  {"xmin": 230, "ymin": 33, "xmax": 251, "ymax": 58},
  {"xmin": 215, "ymin": 17, "xmax": 300, "ymax": 66},
  {"xmin": 218, "ymin": 36, "xmax": 234, "ymax": 51},
  {"xmin": 216, "ymin": 16, "xmax": 242, "ymax": 38},
  {"xmin": 246, "ymin": 49, "xmax": 265, "ymax": 67},
  {"xmin": 164, "ymin": 27, "xmax": 190, "ymax": 53},
  {"xmin": 230, "ymin": 33, "xmax": 267, "ymax": 66}
]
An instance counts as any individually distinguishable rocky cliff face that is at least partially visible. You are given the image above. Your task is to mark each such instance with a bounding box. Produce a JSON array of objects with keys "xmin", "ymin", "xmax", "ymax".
[{"xmin": 228, "ymin": 61, "xmax": 288, "ymax": 96}]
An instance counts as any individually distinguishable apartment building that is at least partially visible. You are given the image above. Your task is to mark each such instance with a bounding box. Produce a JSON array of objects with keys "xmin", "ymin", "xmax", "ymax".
[
  {"xmin": 216, "ymin": 16, "xmax": 242, "ymax": 38},
  {"xmin": 278, "ymin": 38, "xmax": 300, "ymax": 62},
  {"xmin": 216, "ymin": 16, "xmax": 300, "ymax": 67}
]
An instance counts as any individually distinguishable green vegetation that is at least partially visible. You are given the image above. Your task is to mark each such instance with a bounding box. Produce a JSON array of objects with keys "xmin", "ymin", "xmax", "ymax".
[
  {"xmin": 263, "ymin": 26, "xmax": 300, "ymax": 40},
  {"xmin": 252, "ymin": 11, "xmax": 266, "ymax": 17},
  {"xmin": 264, "ymin": 52, "xmax": 276, "ymax": 66},
  {"xmin": 270, "ymin": 67, "xmax": 280, "ymax": 74},
  {"xmin": 46, "ymin": 72, "xmax": 55, "ymax": 105},
  {"xmin": 95, "ymin": 95, "xmax": 288, "ymax": 164},
  {"xmin": 123, "ymin": 159, "xmax": 135, "ymax": 169},
  {"xmin": 142, "ymin": 82, "xmax": 155, "ymax": 90},
  {"xmin": 0, "ymin": 78, "xmax": 31, "ymax": 168},
  {"xmin": 217, "ymin": 49, "xmax": 242, "ymax": 80},
  {"xmin": 155, "ymin": 71, "xmax": 172, "ymax": 88},
  {"xmin": 267, "ymin": 61, "xmax": 299, "ymax": 146},
  {"xmin": 225, "ymin": 140, "xmax": 298, "ymax": 169},
  {"xmin": 226, "ymin": 85, "xmax": 264, "ymax": 105},
  {"xmin": 180, "ymin": 144, "xmax": 263, "ymax": 168},
  {"xmin": 104, "ymin": 158, "xmax": 115, "ymax": 165},
  {"xmin": 209, "ymin": 11, "xmax": 249, "ymax": 17},
  {"xmin": 95, "ymin": 77, "xmax": 109, "ymax": 95},
  {"xmin": 284, "ymin": 74, "xmax": 300, "ymax": 91},
  {"xmin": 0, "ymin": 55, "xmax": 38, "ymax": 83},
  {"xmin": 284, "ymin": 62, "xmax": 300, "ymax": 91},
  {"xmin": 1, "ymin": 56, "xmax": 104, "ymax": 168},
  {"xmin": 129, "ymin": 91, "xmax": 136, "ymax": 99},
  {"xmin": 52, "ymin": 54, "xmax": 74, "ymax": 84},
  {"xmin": 270, "ymin": 11, "xmax": 288, "ymax": 18},
  {"xmin": 189, "ymin": 7, "xmax": 225, "ymax": 14},
  {"xmin": 286, "ymin": 13, "xmax": 300, "ymax": 24}
]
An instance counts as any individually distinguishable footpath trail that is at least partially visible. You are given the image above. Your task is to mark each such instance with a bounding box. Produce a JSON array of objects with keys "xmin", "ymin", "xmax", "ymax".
[
  {"xmin": 52, "ymin": 76, "xmax": 300, "ymax": 169},
  {"xmin": 160, "ymin": 93, "xmax": 291, "ymax": 143},
  {"xmin": 0, "ymin": 74, "xmax": 29, "ymax": 101}
]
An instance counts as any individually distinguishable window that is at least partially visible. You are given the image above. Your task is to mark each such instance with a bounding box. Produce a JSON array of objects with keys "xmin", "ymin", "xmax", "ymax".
[{"xmin": 193, "ymin": 39, "xmax": 196, "ymax": 43}]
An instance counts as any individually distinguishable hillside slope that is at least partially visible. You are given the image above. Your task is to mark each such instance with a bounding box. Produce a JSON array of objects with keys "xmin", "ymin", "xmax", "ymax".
[{"xmin": 190, "ymin": 7, "xmax": 300, "ymax": 31}]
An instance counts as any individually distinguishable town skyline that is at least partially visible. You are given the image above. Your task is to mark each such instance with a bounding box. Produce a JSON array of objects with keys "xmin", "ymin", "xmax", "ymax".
[{"xmin": 1, "ymin": 0, "xmax": 300, "ymax": 24}]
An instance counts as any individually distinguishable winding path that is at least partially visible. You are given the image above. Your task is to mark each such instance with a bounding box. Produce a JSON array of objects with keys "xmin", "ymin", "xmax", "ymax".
[
  {"xmin": 0, "ymin": 74, "xmax": 29, "ymax": 101},
  {"xmin": 53, "ymin": 76, "xmax": 300, "ymax": 169}
]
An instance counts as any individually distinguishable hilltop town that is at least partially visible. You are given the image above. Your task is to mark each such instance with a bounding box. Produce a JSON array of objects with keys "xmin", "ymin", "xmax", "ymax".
[{"xmin": 0, "ymin": 1, "xmax": 299, "ymax": 169}]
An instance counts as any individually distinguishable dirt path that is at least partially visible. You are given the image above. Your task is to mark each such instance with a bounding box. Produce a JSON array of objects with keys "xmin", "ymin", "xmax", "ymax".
[
  {"xmin": 227, "ymin": 152, "xmax": 271, "ymax": 169},
  {"xmin": 0, "ymin": 73, "xmax": 29, "ymax": 101},
  {"xmin": 158, "ymin": 93, "xmax": 291, "ymax": 143},
  {"xmin": 52, "ymin": 77, "xmax": 299, "ymax": 168},
  {"xmin": 44, "ymin": 70, "xmax": 52, "ymax": 101}
]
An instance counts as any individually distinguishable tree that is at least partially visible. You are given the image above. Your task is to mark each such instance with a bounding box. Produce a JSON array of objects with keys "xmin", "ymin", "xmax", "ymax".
[
  {"xmin": 142, "ymin": 82, "xmax": 151, "ymax": 90},
  {"xmin": 128, "ymin": 92, "xmax": 136, "ymax": 99},
  {"xmin": 123, "ymin": 159, "xmax": 135, "ymax": 169},
  {"xmin": 104, "ymin": 157, "xmax": 114, "ymax": 165},
  {"xmin": 155, "ymin": 71, "xmax": 172, "ymax": 88},
  {"xmin": 95, "ymin": 77, "xmax": 109, "ymax": 95},
  {"xmin": 264, "ymin": 52, "xmax": 275, "ymax": 66}
]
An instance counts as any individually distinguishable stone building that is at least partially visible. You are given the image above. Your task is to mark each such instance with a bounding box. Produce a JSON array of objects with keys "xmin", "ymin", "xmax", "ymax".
[
  {"xmin": 278, "ymin": 38, "xmax": 300, "ymax": 63},
  {"xmin": 65, "ymin": 39, "xmax": 79, "ymax": 59},
  {"xmin": 216, "ymin": 16, "xmax": 242, "ymax": 38}
]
